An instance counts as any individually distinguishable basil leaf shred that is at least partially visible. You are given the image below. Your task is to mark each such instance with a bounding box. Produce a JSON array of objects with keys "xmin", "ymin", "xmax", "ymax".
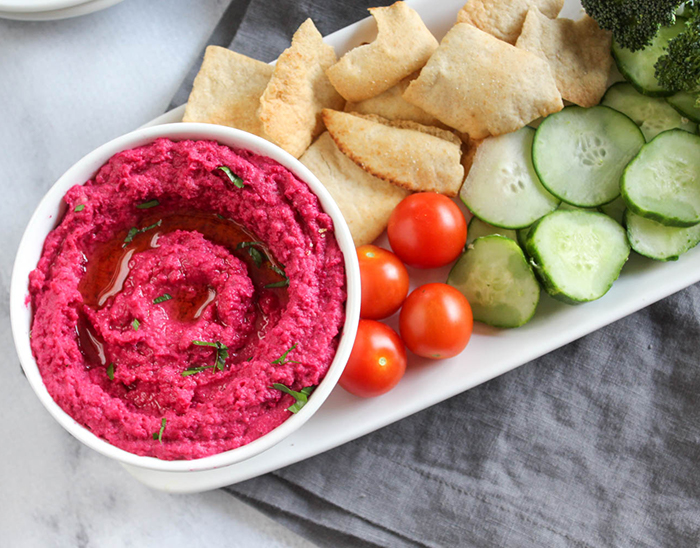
[
  {"xmin": 136, "ymin": 199, "xmax": 159, "ymax": 209},
  {"xmin": 152, "ymin": 418, "xmax": 166, "ymax": 443},
  {"xmin": 271, "ymin": 383, "xmax": 316, "ymax": 414},
  {"xmin": 217, "ymin": 166, "xmax": 244, "ymax": 188},
  {"xmin": 153, "ymin": 294, "xmax": 172, "ymax": 304}
]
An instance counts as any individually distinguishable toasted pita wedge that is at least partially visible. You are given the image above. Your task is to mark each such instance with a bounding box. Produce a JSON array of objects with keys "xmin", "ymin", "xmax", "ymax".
[
  {"xmin": 516, "ymin": 10, "xmax": 613, "ymax": 108},
  {"xmin": 300, "ymin": 132, "xmax": 409, "ymax": 246},
  {"xmin": 183, "ymin": 46, "xmax": 273, "ymax": 138},
  {"xmin": 344, "ymin": 74, "xmax": 444, "ymax": 127},
  {"xmin": 403, "ymin": 24, "xmax": 563, "ymax": 139},
  {"xmin": 322, "ymin": 109, "xmax": 464, "ymax": 197},
  {"xmin": 456, "ymin": 0, "xmax": 564, "ymax": 44},
  {"xmin": 326, "ymin": 2, "xmax": 438, "ymax": 102},
  {"xmin": 259, "ymin": 19, "xmax": 345, "ymax": 158}
]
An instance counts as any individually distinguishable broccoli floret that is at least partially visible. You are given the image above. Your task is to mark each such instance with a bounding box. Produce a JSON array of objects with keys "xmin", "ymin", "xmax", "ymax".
[
  {"xmin": 655, "ymin": 2, "xmax": 700, "ymax": 102},
  {"xmin": 581, "ymin": 0, "xmax": 684, "ymax": 51}
]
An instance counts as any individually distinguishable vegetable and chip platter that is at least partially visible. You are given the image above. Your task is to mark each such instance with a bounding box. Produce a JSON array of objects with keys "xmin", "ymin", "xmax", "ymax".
[{"xmin": 123, "ymin": 0, "xmax": 700, "ymax": 491}]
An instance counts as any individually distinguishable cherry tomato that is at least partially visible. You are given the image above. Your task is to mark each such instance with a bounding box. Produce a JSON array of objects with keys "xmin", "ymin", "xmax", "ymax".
[
  {"xmin": 387, "ymin": 192, "xmax": 467, "ymax": 269},
  {"xmin": 340, "ymin": 319, "xmax": 407, "ymax": 398},
  {"xmin": 399, "ymin": 283, "xmax": 473, "ymax": 359},
  {"xmin": 357, "ymin": 245, "xmax": 410, "ymax": 320}
]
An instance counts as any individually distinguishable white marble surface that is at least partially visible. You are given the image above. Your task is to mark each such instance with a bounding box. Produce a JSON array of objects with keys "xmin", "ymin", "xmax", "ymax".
[{"xmin": 0, "ymin": 1, "xmax": 313, "ymax": 546}]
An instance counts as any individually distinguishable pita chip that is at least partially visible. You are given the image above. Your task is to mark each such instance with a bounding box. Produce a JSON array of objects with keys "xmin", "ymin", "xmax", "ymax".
[
  {"xmin": 259, "ymin": 19, "xmax": 345, "ymax": 158},
  {"xmin": 326, "ymin": 2, "xmax": 438, "ymax": 102},
  {"xmin": 456, "ymin": 0, "xmax": 564, "ymax": 44},
  {"xmin": 516, "ymin": 10, "xmax": 613, "ymax": 108},
  {"xmin": 300, "ymin": 132, "xmax": 409, "ymax": 246},
  {"xmin": 344, "ymin": 74, "xmax": 444, "ymax": 127},
  {"xmin": 403, "ymin": 23, "xmax": 563, "ymax": 139},
  {"xmin": 322, "ymin": 109, "xmax": 464, "ymax": 197},
  {"xmin": 183, "ymin": 46, "xmax": 273, "ymax": 138}
]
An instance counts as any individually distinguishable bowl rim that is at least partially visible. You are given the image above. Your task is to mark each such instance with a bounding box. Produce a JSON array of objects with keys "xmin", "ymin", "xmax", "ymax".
[{"xmin": 10, "ymin": 122, "xmax": 361, "ymax": 473}]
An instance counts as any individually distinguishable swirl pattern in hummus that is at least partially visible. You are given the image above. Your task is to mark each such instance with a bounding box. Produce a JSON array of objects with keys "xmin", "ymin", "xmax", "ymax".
[{"xmin": 28, "ymin": 138, "xmax": 346, "ymax": 460}]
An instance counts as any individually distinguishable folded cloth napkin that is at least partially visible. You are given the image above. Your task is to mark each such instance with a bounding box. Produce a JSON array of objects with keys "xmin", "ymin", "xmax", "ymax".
[{"xmin": 173, "ymin": 2, "xmax": 700, "ymax": 546}]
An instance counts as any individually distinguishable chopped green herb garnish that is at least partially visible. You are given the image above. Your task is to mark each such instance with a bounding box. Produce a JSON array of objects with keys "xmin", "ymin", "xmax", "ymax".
[
  {"xmin": 270, "ymin": 264, "xmax": 286, "ymax": 278},
  {"xmin": 182, "ymin": 365, "xmax": 211, "ymax": 376},
  {"xmin": 264, "ymin": 279, "xmax": 290, "ymax": 289},
  {"xmin": 248, "ymin": 247, "xmax": 263, "ymax": 268},
  {"xmin": 216, "ymin": 345, "xmax": 229, "ymax": 371},
  {"xmin": 74, "ymin": 204, "xmax": 85, "ymax": 212},
  {"xmin": 237, "ymin": 241, "xmax": 269, "ymax": 268},
  {"xmin": 237, "ymin": 241, "xmax": 265, "ymax": 249},
  {"xmin": 106, "ymin": 363, "xmax": 115, "ymax": 381},
  {"xmin": 216, "ymin": 166, "xmax": 245, "ymax": 188},
  {"xmin": 143, "ymin": 220, "xmax": 163, "ymax": 232},
  {"xmin": 123, "ymin": 227, "xmax": 139, "ymax": 245},
  {"xmin": 192, "ymin": 340, "xmax": 218, "ymax": 348},
  {"xmin": 192, "ymin": 340, "xmax": 229, "ymax": 372},
  {"xmin": 272, "ymin": 343, "xmax": 299, "ymax": 365},
  {"xmin": 236, "ymin": 242, "xmax": 288, "ymax": 287},
  {"xmin": 153, "ymin": 293, "xmax": 172, "ymax": 304},
  {"xmin": 271, "ymin": 383, "xmax": 315, "ymax": 414},
  {"xmin": 123, "ymin": 219, "xmax": 162, "ymax": 247},
  {"xmin": 152, "ymin": 417, "xmax": 166, "ymax": 443},
  {"xmin": 136, "ymin": 199, "xmax": 160, "ymax": 209},
  {"xmin": 132, "ymin": 319, "xmax": 140, "ymax": 331}
]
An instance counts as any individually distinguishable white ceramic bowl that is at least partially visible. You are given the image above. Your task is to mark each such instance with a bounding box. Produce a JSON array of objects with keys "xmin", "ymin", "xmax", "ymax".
[{"xmin": 10, "ymin": 123, "xmax": 361, "ymax": 473}]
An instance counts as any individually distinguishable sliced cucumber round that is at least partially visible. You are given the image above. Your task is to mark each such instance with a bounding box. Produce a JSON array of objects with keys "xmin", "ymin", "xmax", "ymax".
[
  {"xmin": 460, "ymin": 126, "xmax": 559, "ymax": 229},
  {"xmin": 516, "ymin": 227, "xmax": 531, "ymax": 250},
  {"xmin": 557, "ymin": 202, "xmax": 594, "ymax": 212},
  {"xmin": 612, "ymin": 18, "xmax": 686, "ymax": 97},
  {"xmin": 598, "ymin": 196, "xmax": 626, "ymax": 225},
  {"xmin": 447, "ymin": 235, "xmax": 540, "ymax": 328},
  {"xmin": 466, "ymin": 217, "xmax": 517, "ymax": 246},
  {"xmin": 602, "ymin": 82, "xmax": 697, "ymax": 141},
  {"xmin": 525, "ymin": 210, "xmax": 630, "ymax": 304},
  {"xmin": 625, "ymin": 209, "xmax": 700, "ymax": 261},
  {"xmin": 666, "ymin": 92, "xmax": 700, "ymax": 124},
  {"xmin": 621, "ymin": 129, "xmax": 700, "ymax": 227},
  {"xmin": 533, "ymin": 106, "xmax": 645, "ymax": 207}
]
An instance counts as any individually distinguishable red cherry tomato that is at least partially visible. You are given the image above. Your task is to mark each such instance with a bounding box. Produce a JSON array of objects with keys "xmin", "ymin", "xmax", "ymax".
[
  {"xmin": 387, "ymin": 192, "xmax": 467, "ymax": 268},
  {"xmin": 399, "ymin": 283, "xmax": 473, "ymax": 359},
  {"xmin": 357, "ymin": 245, "xmax": 410, "ymax": 320},
  {"xmin": 340, "ymin": 319, "xmax": 407, "ymax": 398}
]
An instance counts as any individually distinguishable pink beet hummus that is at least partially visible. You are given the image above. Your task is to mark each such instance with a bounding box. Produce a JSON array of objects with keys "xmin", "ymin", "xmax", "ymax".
[{"xmin": 28, "ymin": 138, "xmax": 346, "ymax": 460}]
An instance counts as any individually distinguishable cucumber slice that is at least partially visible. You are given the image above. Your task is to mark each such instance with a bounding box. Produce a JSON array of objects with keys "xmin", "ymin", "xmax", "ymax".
[
  {"xmin": 602, "ymin": 82, "xmax": 697, "ymax": 141},
  {"xmin": 598, "ymin": 196, "xmax": 626, "ymax": 225},
  {"xmin": 532, "ymin": 106, "xmax": 645, "ymax": 207},
  {"xmin": 666, "ymin": 92, "xmax": 700, "ymax": 124},
  {"xmin": 625, "ymin": 209, "xmax": 700, "ymax": 261},
  {"xmin": 525, "ymin": 210, "xmax": 630, "ymax": 304},
  {"xmin": 621, "ymin": 129, "xmax": 700, "ymax": 227},
  {"xmin": 466, "ymin": 217, "xmax": 517, "ymax": 246},
  {"xmin": 516, "ymin": 227, "xmax": 531, "ymax": 250},
  {"xmin": 460, "ymin": 126, "xmax": 559, "ymax": 229},
  {"xmin": 557, "ymin": 202, "xmax": 594, "ymax": 212},
  {"xmin": 612, "ymin": 19, "xmax": 686, "ymax": 97},
  {"xmin": 447, "ymin": 235, "xmax": 540, "ymax": 328}
]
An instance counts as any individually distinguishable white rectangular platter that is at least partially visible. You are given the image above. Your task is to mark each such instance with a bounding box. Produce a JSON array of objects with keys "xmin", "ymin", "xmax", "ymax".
[{"xmin": 122, "ymin": 0, "xmax": 700, "ymax": 493}]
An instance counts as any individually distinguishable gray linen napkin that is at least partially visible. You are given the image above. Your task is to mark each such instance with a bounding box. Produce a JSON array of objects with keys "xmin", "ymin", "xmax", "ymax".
[{"xmin": 173, "ymin": 3, "xmax": 700, "ymax": 546}]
